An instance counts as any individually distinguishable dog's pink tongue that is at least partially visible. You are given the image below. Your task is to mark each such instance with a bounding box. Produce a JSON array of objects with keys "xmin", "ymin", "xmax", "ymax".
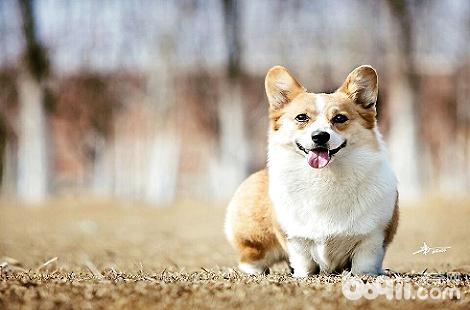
[{"xmin": 307, "ymin": 150, "xmax": 330, "ymax": 169}]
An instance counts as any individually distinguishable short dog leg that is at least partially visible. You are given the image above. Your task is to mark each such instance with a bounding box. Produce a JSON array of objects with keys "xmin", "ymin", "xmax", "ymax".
[
  {"xmin": 287, "ymin": 238, "xmax": 318, "ymax": 278},
  {"xmin": 351, "ymin": 233, "xmax": 385, "ymax": 275}
]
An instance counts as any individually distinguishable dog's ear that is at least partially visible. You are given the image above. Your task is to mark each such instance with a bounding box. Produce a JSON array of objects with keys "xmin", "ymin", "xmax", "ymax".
[
  {"xmin": 338, "ymin": 65, "xmax": 378, "ymax": 109},
  {"xmin": 265, "ymin": 66, "xmax": 306, "ymax": 109}
]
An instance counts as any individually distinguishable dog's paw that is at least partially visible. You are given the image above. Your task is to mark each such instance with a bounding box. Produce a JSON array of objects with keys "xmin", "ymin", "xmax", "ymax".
[
  {"xmin": 292, "ymin": 269, "xmax": 311, "ymax": 279},
  {"xmin": 351, "ymin": 267, "xmax": 384, "ymax": 276},
  {"xmin": 238, "ymin": 263, "xmax": 268, "ymax": 275}
]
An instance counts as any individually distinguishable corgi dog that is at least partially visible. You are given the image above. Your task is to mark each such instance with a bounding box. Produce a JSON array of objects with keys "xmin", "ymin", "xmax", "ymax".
[{"xmin": 225, "ymin": 65, "xmax": 399, "ymax": 277}]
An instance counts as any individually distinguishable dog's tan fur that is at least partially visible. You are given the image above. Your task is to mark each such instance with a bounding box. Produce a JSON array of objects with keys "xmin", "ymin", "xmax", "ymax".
[
  {"xmin": 226, "ymin": 170, "xmax": 286, "ymax": 266},
  {"xmin": 227, "ymin": 169, "xmax": 399, "ymax": 268},
  {"xmin": 384, "ymin": 195, "xmax": 400, "ymax": 247},
  {"xmin": 226, "ymin": 65, "xmax": 398, "ymax": 274}
]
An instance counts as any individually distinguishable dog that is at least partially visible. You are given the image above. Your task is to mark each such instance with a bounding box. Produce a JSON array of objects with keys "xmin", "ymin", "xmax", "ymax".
[{"xmin": 225, "ymin": 65, "xmax": 398, "ymax": 277}]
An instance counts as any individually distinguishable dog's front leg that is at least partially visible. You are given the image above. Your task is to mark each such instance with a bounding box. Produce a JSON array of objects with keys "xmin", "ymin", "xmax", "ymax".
[
  {"xmin": 287, "ymin": 238, "xmax": 319, "ymax": 278},
  {"xmin": 351, "ymin": 233, "xmax": 385, "ymax": 275}
]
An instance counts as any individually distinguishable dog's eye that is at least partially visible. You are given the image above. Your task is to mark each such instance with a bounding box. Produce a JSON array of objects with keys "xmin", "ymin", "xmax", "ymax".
[
  {"xmin": 332, "ymin": 114, "xmax": 348, "ymax": 124},
  {"xmin": 295, "ymin": 114, "xmax": 309, "ymax": 122}
]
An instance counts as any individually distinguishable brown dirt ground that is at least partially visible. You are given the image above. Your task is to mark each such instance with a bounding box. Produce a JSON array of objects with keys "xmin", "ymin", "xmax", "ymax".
[{"xmin": 1, "ymin": 196, "xmax": 470, "ymax": 309}]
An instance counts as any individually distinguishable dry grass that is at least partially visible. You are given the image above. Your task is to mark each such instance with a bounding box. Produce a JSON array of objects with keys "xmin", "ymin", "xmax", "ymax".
[{"xmin": 1, "ymin": 197, "xmax": 470, "ymax": 309}]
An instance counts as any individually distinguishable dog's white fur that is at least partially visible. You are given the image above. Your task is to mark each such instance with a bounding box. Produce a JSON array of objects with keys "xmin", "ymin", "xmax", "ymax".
[
  {"xmin": 267, "ymin": 94, "xmax": 397, "ymax": 277},
  {"xmin": 225, "ymin": 65, "xmax": 398, "ymax": 277}
]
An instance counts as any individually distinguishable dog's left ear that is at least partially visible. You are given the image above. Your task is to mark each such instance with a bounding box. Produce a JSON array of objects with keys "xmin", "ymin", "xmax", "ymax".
[
  {"xmin": 338, "ymin": 65, "xmax": 378, "ymax": 109},
  {"xmin": 265, "ymin": 66, "xmax": 306, "ymax": 109}
]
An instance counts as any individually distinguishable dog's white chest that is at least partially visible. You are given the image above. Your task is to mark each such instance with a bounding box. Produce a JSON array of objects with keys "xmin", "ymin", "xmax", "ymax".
[{"xmin": 268, "ymin": 150, "xmax": 397, "ymax": 241}]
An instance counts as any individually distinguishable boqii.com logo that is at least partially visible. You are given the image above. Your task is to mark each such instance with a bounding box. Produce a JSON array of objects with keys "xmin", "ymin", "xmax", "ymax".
[{"xmin": 342, "ymin": 275, "xmax": 462, "ymax": 301}]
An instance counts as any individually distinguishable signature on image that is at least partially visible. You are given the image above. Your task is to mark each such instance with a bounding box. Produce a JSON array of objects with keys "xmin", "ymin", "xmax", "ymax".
[{"xmin": 413, "ymin": 242, "xmax": 451, "ymax": 255}]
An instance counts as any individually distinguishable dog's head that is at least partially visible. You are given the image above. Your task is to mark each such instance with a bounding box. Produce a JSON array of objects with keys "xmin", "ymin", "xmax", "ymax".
[{"xmin": 266, "ymin": 65, "xmax": 379, "ymax": 169}]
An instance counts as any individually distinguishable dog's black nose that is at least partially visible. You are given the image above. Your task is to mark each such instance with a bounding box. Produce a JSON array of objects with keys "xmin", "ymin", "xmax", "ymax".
[{"xmin": 311, "ymin": 130, "xmax": 330, "ymax": 145}]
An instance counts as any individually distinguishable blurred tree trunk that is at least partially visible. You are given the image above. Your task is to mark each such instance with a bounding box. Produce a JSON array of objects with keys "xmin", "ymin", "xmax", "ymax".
[
  {"xmin": 144, "ymin": 38, "xmax": 180, "ymax": 205},
  {"xmin": 385, "ymin": 0, "xmax": 421, "ymax": 199},
  {"xmin": 223, "ymin": 0, "xmax": 241, "ymax": 80},
  {"xmin": 213, "ymin": 0, "xmax": 248, "ymax": 199},
  {"xmin": 0, "ymin": 118, "xmax": 6, "ymax": 185},
  {"xmin": 456, "ymin": 65, "xmax": 470, "ymax": 190},
  {"xmin": 106, "ymin": 36, "xmax": 180, "ymax": 205},
  {"xmin": 16, "ymin": 0, "xmax": 49, "ymax": 202}
]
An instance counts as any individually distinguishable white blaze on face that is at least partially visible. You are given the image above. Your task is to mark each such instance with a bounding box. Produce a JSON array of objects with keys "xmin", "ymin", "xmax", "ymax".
[
  {"xmin": 297, "ymin": 95, "xmax": 345, "ymax": 151},
  {"xmin": 315, "ymin": 94, "xmax": 326, "ymax": 112}
]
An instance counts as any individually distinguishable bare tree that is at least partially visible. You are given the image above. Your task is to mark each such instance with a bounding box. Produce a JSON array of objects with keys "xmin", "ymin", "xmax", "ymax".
[
  {"xmin": 142, "ymin": 34, "xmax": 180, "ymax": 205},
  {"xmin": 0, "ymin": 118, "xmax": 6, "ymax": 185},
  {"xmin": 16, "ymin": 0, "xmax": 49, "ymax": 202},
  {"xmin": 385, "ymin": 0, "xmax": 422, "ymax": 199},
  {"xmin": 211, "ymin": 0, "xmax": 249, "ymax": 199}
]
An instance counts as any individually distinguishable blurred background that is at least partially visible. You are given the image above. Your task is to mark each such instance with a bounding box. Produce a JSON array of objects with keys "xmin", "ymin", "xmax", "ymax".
[{"xmin": 0, "ymin": 0, "xmax": 469, "ymax": 205}]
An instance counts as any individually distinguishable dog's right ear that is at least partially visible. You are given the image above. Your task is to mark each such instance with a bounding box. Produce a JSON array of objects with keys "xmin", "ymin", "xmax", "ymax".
[
  {"xmin": 265, "ymin": 66, "xmax": 306, "ymax": 109},
  {"xmin": 337, "ymin": 65, "xmax": 378, "ymax": 109}
]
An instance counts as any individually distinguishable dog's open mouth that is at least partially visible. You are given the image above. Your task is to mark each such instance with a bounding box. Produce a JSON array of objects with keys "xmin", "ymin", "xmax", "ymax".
[{"xmin": 296, "ymin": 140, "xmax": 347, "ymax": 169}]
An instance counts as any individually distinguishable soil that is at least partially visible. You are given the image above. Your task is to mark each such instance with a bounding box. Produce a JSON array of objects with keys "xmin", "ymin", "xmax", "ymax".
[{"xmin": 1, "ymin": 197, "xmax": 469, "ymax": 309}]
